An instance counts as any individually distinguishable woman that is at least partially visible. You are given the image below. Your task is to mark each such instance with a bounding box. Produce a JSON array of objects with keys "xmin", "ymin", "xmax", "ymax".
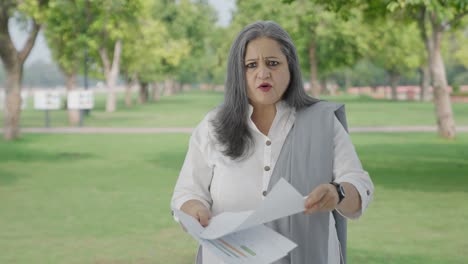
[{"xmin": 171, "ymin": 21, "xmax": 374, "ymax": 264}]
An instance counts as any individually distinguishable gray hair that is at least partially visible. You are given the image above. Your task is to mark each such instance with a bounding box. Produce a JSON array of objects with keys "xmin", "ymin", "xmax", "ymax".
[{"xmin": 212, "ymin": 21, "xmax": 318, "ymax": 160}]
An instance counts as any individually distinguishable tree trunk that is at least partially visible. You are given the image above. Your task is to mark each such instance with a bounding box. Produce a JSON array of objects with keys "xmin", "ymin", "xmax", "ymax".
[
  {"xmin": 64, "ymin": 72, "xmax": 80, "ymax": 126},
  {"xmin": 430, "ymin": 27, "xmax": 456, "ymax": 139},
  {"xmin": 417, "ymin": 9, "xmax": 455, "ymax": 138},
  {"xmin": 139, "ymin": 82, "xmax": 149, "ymax": 104},
  {"xmin": 416, "ymin": 13, "xmax": 432, "ymax": 103},
  {"xmin": 164, "ymin": 78, "xmax": 175, "ymax": 96},
  {"xmin": 175, "ymin": 82, "xmax": 182, "ymax": 93},
  {"xmin": 419, "ymin": 64, "xmax": 431, "ymax": 101},
  {"xmin": 152, "ymin": 82, "xmax": 160, "ymax": 102},
  {"xmin": 124, "ymin": 83, "xmax": 133, "ymax": 108},
  {"xmin": 99, "ymin": 40, "xmax": 122, "ymax": 113},
  {"xmin": 182, "ymin": 83, "xmax": 191, "ymax": 92},
  {"xmin": 389, "ymin": 71, "xmax": 400, "ymax": 101},
  {"xmin": 0, "ymin": 15, "xmax": 41, "ymax": 140},
  {"xmin": 344, "ymin": 69, "xmax": 351, "ymax": 92},
  {"xmin": 320, "ymin": 79, "xmax": 327, "ymax": 95},
  {"xmin": 124, "ymin": 73, "xmax": 135, "ymax": 108},
  {"xmin": 104, "ymin": 79, "xmax": 117, "ymax": 112},
  {"xmin": 309, "ymin": 41, "xmax": 320, "ymax": 98},
  {"xmin": 3, "ymin": 66, "xmax": 22, "ymax": 140}
]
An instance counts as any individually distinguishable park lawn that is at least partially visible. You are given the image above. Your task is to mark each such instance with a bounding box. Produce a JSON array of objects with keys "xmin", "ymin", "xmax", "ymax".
[
  {"xmin": 6, "ymin": 90, "xmax": 468, "ymax": 128},
  {"xmin": 1, "ymin": 132, "xmax": 467, "ymax": 263}
]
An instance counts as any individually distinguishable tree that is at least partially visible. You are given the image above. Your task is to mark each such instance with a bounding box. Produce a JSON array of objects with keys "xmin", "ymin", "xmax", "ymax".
[
  {"xmin": 169, "ymin": 0, "xmax": 219, "ymax": 86},
  {"xmin": 233, "ymin": 0, "xmax": 368, "ymax": 97},
  {"xmin": 149, "ymin": 0, "xmax": 216, "ymax": 95},
  {"xmin": 44, "ymin": 0, "xmax": 87, "ymax": 126},
  {"xmin": 403, "ymin": 1, "xmax": 467, "ymax": 138},
  {"xmin": 0, "ymin": 0, "xmax": 49, "ymax": 140},
  {"xmin": 367, "ymin": 19, "xmax": 422, "ymax": 100},
  {"xmin": 120, "ymin": 0, "xmax": 189, "ymax": 104},
  {"xmin": 308, "ymin": 0, "xmax": 468, "ymax": 138},
  {"xmin": 86, "ymin": 0, "xmax": 141, "ymax": 112}
]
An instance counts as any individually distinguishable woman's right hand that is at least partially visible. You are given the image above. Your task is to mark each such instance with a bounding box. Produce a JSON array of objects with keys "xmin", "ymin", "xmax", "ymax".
[{"xmin": 180, "ymin": 199, "xmax": 212, "ymax": 227}]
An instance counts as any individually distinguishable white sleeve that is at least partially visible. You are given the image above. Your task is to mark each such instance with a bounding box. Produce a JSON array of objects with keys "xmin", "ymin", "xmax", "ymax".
[
  {"xmin": 170, "ymin": 117, "xmax": 215, "ymax": 212},
  {"xmin": 332, "ymin": 116, "xmax": 374, "ymax": 219}
]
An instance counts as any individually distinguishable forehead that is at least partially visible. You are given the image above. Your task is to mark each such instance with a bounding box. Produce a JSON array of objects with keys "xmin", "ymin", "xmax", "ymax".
[{"xmin": 244, "ymin": 37, "xmax": 285, "ymax": 59}]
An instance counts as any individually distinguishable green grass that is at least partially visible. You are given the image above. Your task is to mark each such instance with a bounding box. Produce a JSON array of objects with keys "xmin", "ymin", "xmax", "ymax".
[
  {"xmin": 322, "ymin": 94, "xmax": 468, "ymax": 127},
  {"xmin": 1, "ymin": 133, "xmax": 467, "ymax": 263},
  {"xmin": 4, "ymin": 90, "xmax": 468, "ymax": 128}
]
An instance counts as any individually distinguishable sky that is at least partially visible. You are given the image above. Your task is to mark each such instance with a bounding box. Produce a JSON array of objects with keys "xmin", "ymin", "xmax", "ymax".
[{"xmin": 9, "ymin": 0, "xmax": 235, "ymax": 66}]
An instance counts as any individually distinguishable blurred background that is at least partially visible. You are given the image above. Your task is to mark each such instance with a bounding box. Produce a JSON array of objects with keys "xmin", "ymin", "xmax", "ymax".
[{"xmin": 1, "ymin": 0, "xmax": 467, "ymax": 263}]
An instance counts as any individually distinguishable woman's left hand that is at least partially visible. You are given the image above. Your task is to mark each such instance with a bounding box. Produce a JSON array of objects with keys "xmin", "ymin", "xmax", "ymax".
[{"xmin": 304, "ymin": 184, "xmax": 339, "ymax": 214}]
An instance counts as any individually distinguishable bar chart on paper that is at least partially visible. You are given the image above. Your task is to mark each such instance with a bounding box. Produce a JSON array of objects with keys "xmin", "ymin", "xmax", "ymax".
[
  {"xmin": 173, "ymin": 179, "xmax": 305, "ymax": 263},
  {"xmin": 201, "ymin": 224, "xmax": 296, "ymax": 264}
]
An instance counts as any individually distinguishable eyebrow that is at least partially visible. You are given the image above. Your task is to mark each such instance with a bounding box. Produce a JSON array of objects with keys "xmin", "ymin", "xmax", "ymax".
[{"xmin": 245, "ymin": 56, "xmax": 280, "ymax": 62}]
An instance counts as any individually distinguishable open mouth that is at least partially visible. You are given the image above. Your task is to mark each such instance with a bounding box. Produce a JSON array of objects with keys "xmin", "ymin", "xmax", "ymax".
[{"xmin": 258, "ymin": 83, "xmax": 272, "ymax": 92}]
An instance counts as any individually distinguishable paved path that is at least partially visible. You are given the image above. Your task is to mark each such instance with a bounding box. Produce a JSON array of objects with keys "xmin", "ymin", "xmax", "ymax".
[{"xmin": 8, "ymin": 126, "xmax": 468, "ymax": 134}]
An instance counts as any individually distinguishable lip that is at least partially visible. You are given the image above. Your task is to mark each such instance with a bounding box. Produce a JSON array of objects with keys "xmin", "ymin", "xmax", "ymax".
[{"xmin": 258, "ymin": 82, "xmax": 272, "ymax": 92}]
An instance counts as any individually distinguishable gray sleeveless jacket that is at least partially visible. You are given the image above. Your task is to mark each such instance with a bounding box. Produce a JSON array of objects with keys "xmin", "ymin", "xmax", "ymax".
[{"xmin": 266, "ymin": 101, "xmax": 348, "ymax": 264}]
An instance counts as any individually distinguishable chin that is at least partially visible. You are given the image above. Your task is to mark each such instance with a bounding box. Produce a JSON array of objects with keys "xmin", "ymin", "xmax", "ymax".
[{"xmin": 252, "ymin": 97, "xmax": 280, "ymax": 106}]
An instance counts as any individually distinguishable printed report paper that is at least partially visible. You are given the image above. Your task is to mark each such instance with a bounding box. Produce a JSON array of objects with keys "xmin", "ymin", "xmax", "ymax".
[{"xmin": 173, "ymin": 178, "xmax": 307, "ymax": 264}]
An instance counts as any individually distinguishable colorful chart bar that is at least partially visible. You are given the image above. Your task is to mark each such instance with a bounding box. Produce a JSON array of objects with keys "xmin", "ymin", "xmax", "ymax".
[
  {"xmin": 219, "ymin": 239, "xmax": 247, "ymax": 257},
  {"xmin": 240, "ymin": 245, "xmax": 257, "ymax": 256}
]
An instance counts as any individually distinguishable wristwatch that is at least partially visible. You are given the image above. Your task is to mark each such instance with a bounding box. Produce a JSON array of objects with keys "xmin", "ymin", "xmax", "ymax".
[{"xmin": 330, "ymin": 181, "xmax": 346, "ymax": 204}]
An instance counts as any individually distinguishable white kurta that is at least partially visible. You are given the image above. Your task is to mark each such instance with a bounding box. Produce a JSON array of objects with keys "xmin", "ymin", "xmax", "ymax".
[{"xmin": 171, "ymin": 101, "xmax": 374, "ymax": 264}]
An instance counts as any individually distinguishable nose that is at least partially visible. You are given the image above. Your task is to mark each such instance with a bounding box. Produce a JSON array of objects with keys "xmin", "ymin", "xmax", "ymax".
[{"xmin": 257, "ymin": 65, "xmax": 271, "ymax": 80}]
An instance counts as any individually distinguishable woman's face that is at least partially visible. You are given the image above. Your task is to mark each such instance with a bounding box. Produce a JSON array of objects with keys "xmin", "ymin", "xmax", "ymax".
[{"xmin": 244, "ymin": 37, "xmax": 290, "ymax": 108}]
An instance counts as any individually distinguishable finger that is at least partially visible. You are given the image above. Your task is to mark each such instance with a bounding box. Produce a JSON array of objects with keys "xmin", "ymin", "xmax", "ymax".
[
  {"xmin": 318, "ymin": 194, "xmax": 335, "ymax": 211},
  {"xmin": 305, "ymin": 186, "xmax": 328, "ymax": 209},
  {"xmin": 305, "ymin": 194, "xmax": 328, "ymax": 214},
  {"xmin": 304, "ymin": 194, "xmax": 324, "ymax": 214},
  {"xmin": 197, "ymin": 210, "xmax": 211, "ymax": 227}
]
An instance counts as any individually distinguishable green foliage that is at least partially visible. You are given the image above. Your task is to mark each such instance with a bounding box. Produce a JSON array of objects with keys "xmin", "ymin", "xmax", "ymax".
[
  {"xmin": 161, "ymin": 0, "xmax": 220, "ymax": 84},
  {"xmin": 84, "ymin": 0, "xmax": 142, "ymax": 74},
  {"xmin": 120, "ymin": 0, "xmax": 190, "ymax": 83},
  {"xmin": 367, "ymin": 19, "xmax": 423, "ymax": 77},
  {"xmin": 17, "ymin": 0, "xmax": 50, "ymax": 23},
  {"xmin": 348, "ymin": 59, "xmax": 388, "ymax": 87},
  {"xmin": 232, "ymin": 0, "xmax": 368, "ymax": 79},
  {"xmin": 450, "ymin": 23, "xmax": 468, "ymax": 68},
  {"xmin": 43, "ymin": 0, "xmax": 145, "ymax": 81},
  {"xmin": 44, "ymin": 0, "xmax": 87, "ymax": 75},
  {"xmin": 387, "ymin": 0, "xmax": 468, "ymax": 25}
]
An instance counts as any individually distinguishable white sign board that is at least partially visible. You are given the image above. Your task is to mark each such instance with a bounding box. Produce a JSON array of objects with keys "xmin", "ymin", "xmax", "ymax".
[
  {"xmin": 21, "ymin": 91, "xmax": 28, "ymax": 109},
  {"xmin": 67, "ymin": 90, "xmax": 94, "ymax": 110},
  {"xmin": 34, "ymin": 90, "xmax": 62, "ymax": 110},
  {"xmin": 1, "ymin": 90, "xmax": 28, "ymax": 110}
]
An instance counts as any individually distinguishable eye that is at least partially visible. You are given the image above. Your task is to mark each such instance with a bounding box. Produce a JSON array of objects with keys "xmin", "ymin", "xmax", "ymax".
[
  {"xmin": 267, "ymin": 60, "xmax": 280, "ymax": 66},
  {"xmin": 246, "ymin": 62, "xmax": 257, "ymax": 69}
]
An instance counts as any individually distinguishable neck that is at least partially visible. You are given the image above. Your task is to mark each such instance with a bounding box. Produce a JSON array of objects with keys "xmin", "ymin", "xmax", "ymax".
[{"xmin": 251, "ymin": 103, "xmax": 277, "ymax": 136}]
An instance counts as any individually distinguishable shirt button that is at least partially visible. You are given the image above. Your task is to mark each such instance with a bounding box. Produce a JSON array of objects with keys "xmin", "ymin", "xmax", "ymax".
[
  {"xmin": 266, "ymin": 140, "xmax": 271, "ymax": 146},
  {"xmin": 264, "ymin": 166, "xmax": 270, "ymax": 171},
  {"xmin": 262, "ymin": 191, "xmax": 267, "ymax": 196}
]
